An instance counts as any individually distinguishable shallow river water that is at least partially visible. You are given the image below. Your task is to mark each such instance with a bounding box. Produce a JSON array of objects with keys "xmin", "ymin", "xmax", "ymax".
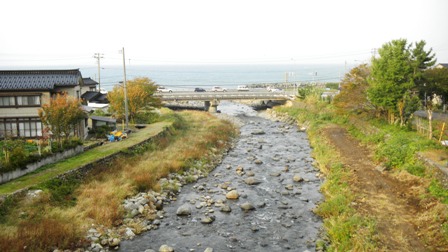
[{"xmin": 119, "ymin": 102, "xmax": 323, "ymax": 252}]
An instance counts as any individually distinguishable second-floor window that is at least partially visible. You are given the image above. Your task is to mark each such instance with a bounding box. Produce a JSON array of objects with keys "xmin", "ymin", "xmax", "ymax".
[
  {"xmin": 0, "ymin": 96, "xmax": 15, "ymax": 106},
  {"xmin": 17, "ymin": 96, "xmax": 41, "ymax": 106},
  {"xmin": 0, "ymin": 95, "xmax": 41, "ymax": 107}
]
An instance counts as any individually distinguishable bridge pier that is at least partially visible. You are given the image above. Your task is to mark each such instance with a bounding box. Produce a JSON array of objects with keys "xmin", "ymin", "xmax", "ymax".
[
  {"xmin": 205, "ymin": 99, "xmax": 220, "ymax": 113},
  {"xmin": 204, "ymin": 101, "xmax": 210, "ymax": 111}
]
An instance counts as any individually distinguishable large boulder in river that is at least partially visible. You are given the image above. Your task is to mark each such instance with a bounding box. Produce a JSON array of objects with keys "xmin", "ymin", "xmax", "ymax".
[
  {"xmin": 240, "ymin": 202, "xmax": 255, "ymax": 212},
  {"xmin": 176, "ymin": 203, "xmax": 192, "ymax": 216},
  {"xmin": 226, "ymin": 190, "xmax": 239, "ymax": 200}
]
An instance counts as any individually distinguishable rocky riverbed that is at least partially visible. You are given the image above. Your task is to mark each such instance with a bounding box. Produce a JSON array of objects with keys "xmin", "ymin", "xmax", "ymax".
[{"xmin": 115, "ymin": 102, "xmax": 324, "ymax": 252}]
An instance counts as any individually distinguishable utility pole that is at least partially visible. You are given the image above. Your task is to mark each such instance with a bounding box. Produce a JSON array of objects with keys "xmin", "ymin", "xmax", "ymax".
[
  {"xmin": 93, "ymin": 53, "xmax": 104, "ymax": 91},
  {"xmin": 371, "ymin": 48, "xmax": 378, "ymax": 58},
  {"xmin": 120, "ymin": 48, "xmax": 129, "ymax": 129}
]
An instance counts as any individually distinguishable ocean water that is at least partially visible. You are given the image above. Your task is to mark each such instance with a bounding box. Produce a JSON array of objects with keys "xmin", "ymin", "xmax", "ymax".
[
  {"xmin": 1, "ymin": 64, "xmax": 346, "ymax": 91},
  {"xmin": 79, "ymin": 64, "xmax": 345, "ymax": 91}
]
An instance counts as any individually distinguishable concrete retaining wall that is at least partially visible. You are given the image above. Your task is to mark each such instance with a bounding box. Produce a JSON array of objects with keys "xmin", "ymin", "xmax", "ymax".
[{"xmin": 0, "ymin": 145, "xmax": 84, "ymax": 184}]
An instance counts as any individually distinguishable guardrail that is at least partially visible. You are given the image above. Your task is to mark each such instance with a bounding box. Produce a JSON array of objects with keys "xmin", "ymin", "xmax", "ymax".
[{"xmin": 155, "ymin": 91, "xmax": 292, "ymax": 101}]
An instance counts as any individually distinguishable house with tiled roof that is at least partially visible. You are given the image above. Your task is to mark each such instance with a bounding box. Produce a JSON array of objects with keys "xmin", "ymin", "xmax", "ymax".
[
  {"xmin": 0, "ymin": 69, "xmax": 94, "ymax": 139},
  {"xmin": 82, "ymin": 77, "xmax": 99, "ymax": 92},
  {"xmin": 435, "ymin": 63, "xmax": 448, "ymax": 69}
]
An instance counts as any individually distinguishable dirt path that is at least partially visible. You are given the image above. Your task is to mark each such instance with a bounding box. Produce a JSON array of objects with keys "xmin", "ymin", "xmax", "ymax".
[{"xmin": 324, "ymin": 126, "xmax": 440, "ymax": 251}]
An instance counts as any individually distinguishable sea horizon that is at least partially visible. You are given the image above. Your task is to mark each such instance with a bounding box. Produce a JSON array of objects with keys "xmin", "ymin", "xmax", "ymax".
[{"xmin": 1, "ymin": 63, "xmax": 348, "ymax": 91}]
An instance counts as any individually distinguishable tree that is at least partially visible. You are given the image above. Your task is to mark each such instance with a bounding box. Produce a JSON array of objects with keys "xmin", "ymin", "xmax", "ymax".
[
  {"xmin": 411, "ymin": 40, "xmax": 436, "ymax": 87},
  {"xmin": 108, "ymin": 77, "xmax": 162, "ymax": 123},
  {"xmin": 367, "ymin": 39, "xmax": 435, "ymax": 126},
  {"xmin": 38, "ymin": 93, "xmax": 85, "ymax": 147},
  {"xmin": 333, "ymin": 64, "xmax": 372, "ymax": 113},
  {"xmin": 426, "ymin": 94, "xmax": 442, "ymax": 139},
  {"xmin": 423, "ymin": 67, "xmax": 448, "ymax": 102}
]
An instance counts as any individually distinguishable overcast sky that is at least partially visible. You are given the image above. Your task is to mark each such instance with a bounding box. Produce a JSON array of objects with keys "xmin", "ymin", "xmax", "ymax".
[{"xmin": 1, "ymin": 0, "xmax": 447, "ymax": 67}]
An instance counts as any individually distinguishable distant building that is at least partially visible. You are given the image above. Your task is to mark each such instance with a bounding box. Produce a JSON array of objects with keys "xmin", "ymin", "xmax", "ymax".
[
  {"xmin": 0, "ymin": 69, "xmax": 95, "ymax": 139},
  {"xmin": 435, "ymin": 63, "xmax": 448, "ymax": 69},
  {"xmin": 81, "ymin": 91, "xmax": 110, "ymax": 112},
  {"xmin": 82, "ymin": 77, "xmax": 99, "ymax": 92}
]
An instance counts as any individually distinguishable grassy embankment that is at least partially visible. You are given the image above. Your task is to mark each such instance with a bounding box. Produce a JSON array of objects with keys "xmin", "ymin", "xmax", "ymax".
[
  {"xmin": 275, "ymin": 96, "xmax": 448, "ymax": 251},
  {"xmin": 0, "ymin": 110, "xmax": 237, "ymax": 252}
]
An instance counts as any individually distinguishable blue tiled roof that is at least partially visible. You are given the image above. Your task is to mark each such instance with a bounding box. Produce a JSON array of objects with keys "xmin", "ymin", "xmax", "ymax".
[
  {"xmin": 0, "ymin": 69, "xmax": 82, "ymax": 91},
  {"xmin": 82, "ymin": 77, "xmax": 98, "ymax": 86}
]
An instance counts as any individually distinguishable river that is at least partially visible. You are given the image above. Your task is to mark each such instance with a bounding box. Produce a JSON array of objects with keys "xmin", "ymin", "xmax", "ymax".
[{"xmin": 119, "ymin": 101, "xmax": 323, "ymax": 252}]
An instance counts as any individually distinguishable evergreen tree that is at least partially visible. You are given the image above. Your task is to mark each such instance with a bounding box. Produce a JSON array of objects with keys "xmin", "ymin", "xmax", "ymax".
[{"xmin": 367, "ymin": 39, "xmax": 435, "ymax": 125}]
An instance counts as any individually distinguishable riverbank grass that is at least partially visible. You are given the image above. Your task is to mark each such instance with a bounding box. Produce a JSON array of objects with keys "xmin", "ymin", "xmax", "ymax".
[
  {"xmin": 274, "ymin": 99, "xmax": 379, "ymax": 251},
  {"xmin": 0, "ymin": 121, "xmax": 172, "ymax": 196},
  {"xmin": 276, "ymin": 95, "xmax": 448, "ymax": 250},
  {"xmin": 0, "ymin": 110, "xmax": 237, "ymax": 251}
]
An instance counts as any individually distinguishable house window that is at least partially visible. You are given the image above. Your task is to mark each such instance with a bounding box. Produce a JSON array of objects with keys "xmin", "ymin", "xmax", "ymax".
[
  {"xmin": 17, "ymin": 95, "xmax": 41, "ymax": 106},
  {"xmin": 0, "ymin": 96, "xmax": 15, "ymax": 106},
  {"xmin": 0, "ymin": 95, "xmax": 41, "ymax": 107},
  {"xmin": 0, "ymin": 117, "xmax": 42, "ymax": 138}
]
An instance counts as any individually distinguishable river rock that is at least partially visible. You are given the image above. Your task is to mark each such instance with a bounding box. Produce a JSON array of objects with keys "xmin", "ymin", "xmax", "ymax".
[
  {"xmin": 176, "ymin": 203, "xmax": 192, "ymax": 216},
  {"xmin": 125, "ymin": 228, "xmax": 135, "ymax": 239},
  {"xmin": 220, "ymin": 204, "xmax": 232, "ymax": 212},
  {"xmin": 285, "ymin": 184, "xmax": 294, "ymax": 190},
  {"xmin": 200, "ymin": 215, "xmax": 215, "ymax": 224},
  {"xmin": 293, "ymin": 174, "xmax": 304, "ymax": 182},
  {"xmin": 144, "ymin": 249, "xmax": 156, "ymax": 252},
  {"xmin": 240, "ymin": 202, "xmax": 255, "ymax": 211},
  {"xmin": 108, "ymin": 237, "xmax": 121, "ymax": 247},
  {"xmin": 246, "ymin": 170, "xmax": 255, "ymax": 176},
  {"xmin": 244, "ymin": 177, "xmax": 262, "ymax": 185},
  {"xmin": 226, "ymin": 190, "xmax": 239, "ymax": 199},
  {"xmin": 254, "ymin": 159, "xmax": 263, "ymax": 165},
  {"xmin": 90, "ymin": 243, "xmax": 103, "ymax": 252},
  {"xmin": 251, "ymin": 130, "xmax": 265, "ymax": 135},
  {"xmin": 204, "ymin": 248, "xmax": 214, "ymax": 252},
  {"xmin": 159, "ymin": 244, "xmax": 174, "ymax": 252},
  {"xmin": 270, "ymin": 172, "xmax": 281, "ymax": 177}
]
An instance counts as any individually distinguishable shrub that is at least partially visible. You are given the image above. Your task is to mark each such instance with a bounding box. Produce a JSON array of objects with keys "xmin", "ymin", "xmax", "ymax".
[
  {"xmin": 41, "ymin": 177, "xmax": 81, "ymax": 207},
  {"xmin": 0, "ymin": 196, "xmax": 17, "ymax": 224},
  {"xmin": 135, "ymin": 111, "xmax": 160, "ymax": 124}
]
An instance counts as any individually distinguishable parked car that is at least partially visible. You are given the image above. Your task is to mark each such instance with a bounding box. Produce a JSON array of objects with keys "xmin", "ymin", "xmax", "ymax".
[
  {"xmin": 194, "ymin": 87, "xmax": 206, "ymax": 92},
  {"xmin": 157, "ymin": 86, "xmax": 173, "ymax": 93},
  {"xmin": 270, "ymin": 88, "xmax": 283, "ymax": 92},
  {"xmin": 211, "ymin": 86, "xmax": 227, "ymax": 92},
  {"xmin": 237, "ymin": 85, "xmax": 249, "ymax": 91}
]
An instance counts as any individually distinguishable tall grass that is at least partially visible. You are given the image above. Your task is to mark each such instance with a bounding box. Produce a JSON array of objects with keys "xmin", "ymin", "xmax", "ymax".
[
  {"xmin": 0, "ymin": 110, "xmax": 237, "ymax": 251},
  {"xmin": 0, "ymin": 216, "xmax": 86, "ymax": 252}
]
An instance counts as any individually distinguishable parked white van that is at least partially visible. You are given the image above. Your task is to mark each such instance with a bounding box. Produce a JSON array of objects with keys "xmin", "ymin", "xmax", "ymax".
[{"xmin": 237, "ymin": 85, "xmax": 249, "ymax": 91}]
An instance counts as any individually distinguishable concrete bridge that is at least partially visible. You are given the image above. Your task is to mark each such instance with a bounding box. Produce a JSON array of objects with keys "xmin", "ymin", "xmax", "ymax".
[{"xmin": 154, "ymin": 90, "xmax": 293, "ymax": 112}]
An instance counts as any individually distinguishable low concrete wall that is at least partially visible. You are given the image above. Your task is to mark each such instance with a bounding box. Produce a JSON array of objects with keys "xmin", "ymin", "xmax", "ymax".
[{"xmin": 0, "ymin": 145, "xmax": 84, "ymax": 184}]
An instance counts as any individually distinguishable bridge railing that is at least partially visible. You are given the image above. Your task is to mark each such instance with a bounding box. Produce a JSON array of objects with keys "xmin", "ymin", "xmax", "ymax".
[{"xmin": 155, "ymin": 92, "xmax": 292, "ymax": 101}]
